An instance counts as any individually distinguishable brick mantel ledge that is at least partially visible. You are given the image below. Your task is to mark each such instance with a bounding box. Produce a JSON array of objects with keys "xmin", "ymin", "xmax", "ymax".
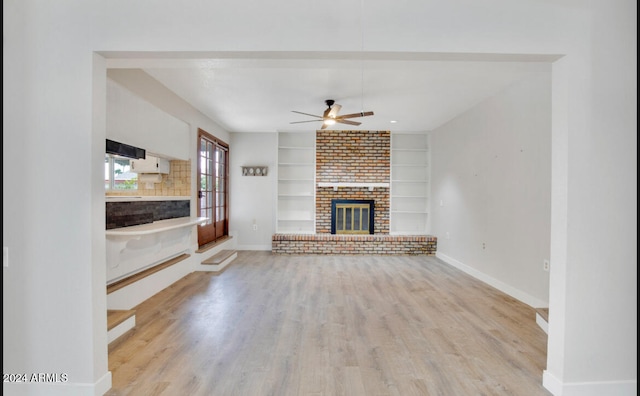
[{"xmin": 272, "ymin": 233, "xmax": 437, "ymax": 255}]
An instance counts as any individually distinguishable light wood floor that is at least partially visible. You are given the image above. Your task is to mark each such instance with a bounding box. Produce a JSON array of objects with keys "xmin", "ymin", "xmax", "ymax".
[{"xmin": 106, "ymin": 251, "xmax": 551, "ymax": 396}]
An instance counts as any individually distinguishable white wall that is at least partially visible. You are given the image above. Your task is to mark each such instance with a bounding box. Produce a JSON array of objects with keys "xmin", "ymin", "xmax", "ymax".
[
  {"xmin": 106, "ymin": 69, "xmax": 230, "ymax": 149},
  {"xmin": 106, "ymin": 78, "xmax": 190, "ymax": 160},
  {"xmin": 431, "ymin": 71, "xmax": 552, "ymax": 308},
  {"xmin": 3, "ymin": 1, "xmax": 636, "ymax": 395},
  {"xmin": 545, "ymin": 2, "xmax": 637, "ymax": 393},
  {"xmin": 229, "ymin": 132, "xmax": 278, "ymax": 250}
]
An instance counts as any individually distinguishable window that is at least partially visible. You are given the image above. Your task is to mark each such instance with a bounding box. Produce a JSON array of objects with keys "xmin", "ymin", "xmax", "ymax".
[{"xmin": 105, "ymin": 154, "xmax": 138, "ymax": 191}]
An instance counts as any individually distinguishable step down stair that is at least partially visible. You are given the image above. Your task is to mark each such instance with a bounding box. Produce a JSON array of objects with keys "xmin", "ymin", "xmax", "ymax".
[
  {"xmin": 200, "ymin": 249, "xmax": 237, "ymax": 273},
  {"xmin": 535, "ymin": 308, "xmax": 549, "ymax": 334},
  {"xmin": 107, "ymin": 253, "xmax": 190, "ymax": 295},
  {"xmin": 107, "ymin": 309, "xmax": 136, "ymax": 344},
  {"xmin": 196, "ymin": 236, "xmax": 233, "ymax": 254}
]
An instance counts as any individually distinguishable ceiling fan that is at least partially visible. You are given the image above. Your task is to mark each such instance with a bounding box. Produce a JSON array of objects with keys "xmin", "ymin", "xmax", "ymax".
[{"xmin": 290, "ymin": 99, "xmax": 374, "ymax": 129}]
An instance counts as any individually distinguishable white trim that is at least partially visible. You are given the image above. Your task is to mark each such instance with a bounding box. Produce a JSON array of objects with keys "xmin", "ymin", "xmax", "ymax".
[
  {"xmin": 435, "ymin": 252, "xmax": 547, "ymax": 308},
  {"xmin": 536, "ymin": 312, "xmax": 549, "ymax": 334},
  {"xmin": 107, "ymin": 256, "xmax": 194, "ymax": 310},
  {"xmin": 105, "ymin": 217, "xmax": 207, "ymax": 236},
  {"xmin": 108, "ymin": 316, "xmax": 136, "ymax": 344},
  {"xmin": 317, "ymin": 182, "xmax": 389, "ymax": 191},
  {"xmin": 543, "ymin": 371, "xmax": 637, "ymax": 396},
  {"xmin": 2, "ymin": 371, "xmax": 112, "ymax": 396},
  {"xmin": 235, "ymin": 244, "xmax": 272, "ymax": 251},
  {"xmin": 105, "ymin": 195, "xmax": 190, "ymax": 201}
]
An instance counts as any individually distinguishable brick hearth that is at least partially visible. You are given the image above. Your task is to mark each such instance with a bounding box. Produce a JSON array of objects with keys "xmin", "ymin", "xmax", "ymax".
[{"xmin": 272, "ymin": 234, "xmax": 437, "ymax": 255}]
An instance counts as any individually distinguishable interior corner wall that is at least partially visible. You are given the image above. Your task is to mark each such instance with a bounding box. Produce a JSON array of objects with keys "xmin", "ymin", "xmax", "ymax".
[
  {"xmin": 430, "ymin": 71, "xmax": 552, "ymax": 307},
  {"xmin": 229, "ymin": 132, "xmax": 277, "ymax": 250}
]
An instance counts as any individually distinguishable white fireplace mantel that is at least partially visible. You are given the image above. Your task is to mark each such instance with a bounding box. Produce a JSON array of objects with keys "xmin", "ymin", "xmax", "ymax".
[{"xmin": 317, "ymin": 182, "xmax": 390, "ymax": 191}]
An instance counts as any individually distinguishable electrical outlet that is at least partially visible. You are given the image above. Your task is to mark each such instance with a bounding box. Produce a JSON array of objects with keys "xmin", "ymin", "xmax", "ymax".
[
  {"xmin": 543, "ymin": 259, "xmax": 550, "ymax": 271},
  {"xmin": 252, "ymin": 224, "xmax": 258, "ymax": 231},
  {"xmin": 3, "ymin": 247, "xmax": 7, "ymax": 268},
  {"xmin": 446, "ymin": 232, "xmax": 450, "ymax": 239}
]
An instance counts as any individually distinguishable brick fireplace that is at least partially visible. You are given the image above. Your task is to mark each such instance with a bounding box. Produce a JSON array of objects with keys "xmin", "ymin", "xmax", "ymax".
[
  {"xmin": 316, "ymin": 130, "xmax": 390, "ymax": 234},
  {"xmin": 317, "ymin": 187, "xmax": 388, "ymax": 234},
  {"xmin": 272, "ymin": 130, "xmax": 436, "ymax": 255}
]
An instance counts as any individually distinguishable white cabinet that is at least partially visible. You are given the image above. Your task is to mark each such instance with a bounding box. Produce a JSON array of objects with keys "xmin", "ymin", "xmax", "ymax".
[
  {"xmin": 390, "ymin": 132, "xmax": 430, "ymax": 234},
  {"xmin": 131, "ymin": 155, "xmax": 170, "ymax": 174},
  {"xmin": 277, "ymin": 132, "xmax": 316, "ymax": 233}
]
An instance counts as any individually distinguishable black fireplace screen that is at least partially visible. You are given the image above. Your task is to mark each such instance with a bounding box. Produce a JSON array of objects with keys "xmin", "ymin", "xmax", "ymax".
[{"xmin": 331, "ymin": 199, "xmax": 375, "ymax": 234}]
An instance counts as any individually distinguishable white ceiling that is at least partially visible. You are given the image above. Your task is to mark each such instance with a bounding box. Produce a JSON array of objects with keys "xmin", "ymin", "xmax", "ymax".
[{"xmin": 115, "ymin": 52, "xmax": 553, "ymax": 133}]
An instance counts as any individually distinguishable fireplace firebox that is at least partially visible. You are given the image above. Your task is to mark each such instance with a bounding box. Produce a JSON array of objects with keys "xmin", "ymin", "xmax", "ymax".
[{"xmin": 330, "ymin": 199, "xmax": 375, "ymax": 234}]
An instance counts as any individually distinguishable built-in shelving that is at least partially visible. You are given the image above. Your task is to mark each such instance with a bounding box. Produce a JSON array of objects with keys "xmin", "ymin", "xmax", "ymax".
[
  {"xmin": 390, "ymin": 132, "xmax": 430, "ymax": 234},
  {"xmin": 277, "ymin": 132, "xmax": 316, "ymax": 233}
]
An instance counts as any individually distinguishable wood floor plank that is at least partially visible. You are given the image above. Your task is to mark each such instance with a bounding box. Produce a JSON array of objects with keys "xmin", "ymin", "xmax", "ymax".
[{"xmin": 106, "ymin": 251, "xmax": 551, "ymax": 396}]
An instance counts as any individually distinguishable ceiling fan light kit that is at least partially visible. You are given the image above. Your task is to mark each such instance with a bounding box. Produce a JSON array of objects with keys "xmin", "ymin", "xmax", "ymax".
[{"xmin": 291, "ymin": 99, "xmax": 374, "ymax": 130}]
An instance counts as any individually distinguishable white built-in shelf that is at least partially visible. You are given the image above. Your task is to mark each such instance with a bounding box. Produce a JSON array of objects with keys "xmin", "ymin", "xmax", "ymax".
[
  {"xmin": 391, "ymin": 132, "xmax": 430, "ymax": 234},
  {"xmin": 105, "ymin": 196, "xmax": 190, "ymax": 202},
  {"xmin": 106, "ymin": 217, "xmax": 208, "ymax": 236},
  {"xmin": 277, "ymin": 131, "xmax": 316, "ymax": 234},
  {"xmin": 277, "ymin": 215, "xmax": 315, "ymax": 221}
]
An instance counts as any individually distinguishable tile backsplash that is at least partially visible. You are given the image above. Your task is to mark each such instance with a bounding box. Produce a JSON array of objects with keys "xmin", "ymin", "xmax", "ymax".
[{"xmin": 106, "ymin": 200, "xmax": 190, "ymax": 229}]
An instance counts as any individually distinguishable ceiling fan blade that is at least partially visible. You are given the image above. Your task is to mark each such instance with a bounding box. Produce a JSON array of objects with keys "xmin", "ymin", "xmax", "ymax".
[
  {"xmin": 336, "ymin": 119, "xmax": 361, "ymax": 126},
  {"xmin": 321, "ymin": 122, "xmax": 329, "ymax": 130},
  {"xmin": 290, "ymin": 120, "xmax": 322, "ymax": 124},
  {"xmin": 327, "ymin": 104, "xmax": 342, "ymax": 118},
  {"xmin": 291, "ymin": 110, "xmax": 323, "ymax": 119},
  {"xmin": 337, "ymin": 111, "xmax": 374, "ymax": 119}
]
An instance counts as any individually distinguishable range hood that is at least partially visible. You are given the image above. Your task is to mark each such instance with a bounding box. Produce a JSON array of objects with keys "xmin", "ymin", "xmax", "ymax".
[{"xmin": 106, "ymin": 139, "xmax": 146, "ymax": 160}]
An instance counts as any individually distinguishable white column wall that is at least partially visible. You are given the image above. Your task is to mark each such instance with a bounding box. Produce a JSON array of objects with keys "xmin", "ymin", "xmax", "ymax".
[{"xmin": 545, "ymin": 2, "xmax": 637, "ymax": 394}]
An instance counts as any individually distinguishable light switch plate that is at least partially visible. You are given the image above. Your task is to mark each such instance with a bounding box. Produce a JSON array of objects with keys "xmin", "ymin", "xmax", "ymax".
[{"xmin": 3, "ymin": 247, "xmax": 8, "ymax": 267}]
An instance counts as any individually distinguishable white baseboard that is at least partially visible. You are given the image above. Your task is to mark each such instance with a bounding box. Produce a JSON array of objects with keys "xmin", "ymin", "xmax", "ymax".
[
  {"xmin": 3, "ymin": 371, "xmax": 112, "ymax": 396},
  {"xmin": 236, "ymin": 244, "xmax": 271, "ymax": 251},
  {"xmin": 435, "ymin": 252, "xmax": 547, "ymax": 308},
  {"xmin": 108, "ymin": 315, "xmax": 136, "ymax": 344},
  {"xmin": 536, "ymin": 312, "xmax": 549, "ymax": 334},
  {"xmin": 543, "ymin": 370, "xmax": 637, "ymax": 396}
]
